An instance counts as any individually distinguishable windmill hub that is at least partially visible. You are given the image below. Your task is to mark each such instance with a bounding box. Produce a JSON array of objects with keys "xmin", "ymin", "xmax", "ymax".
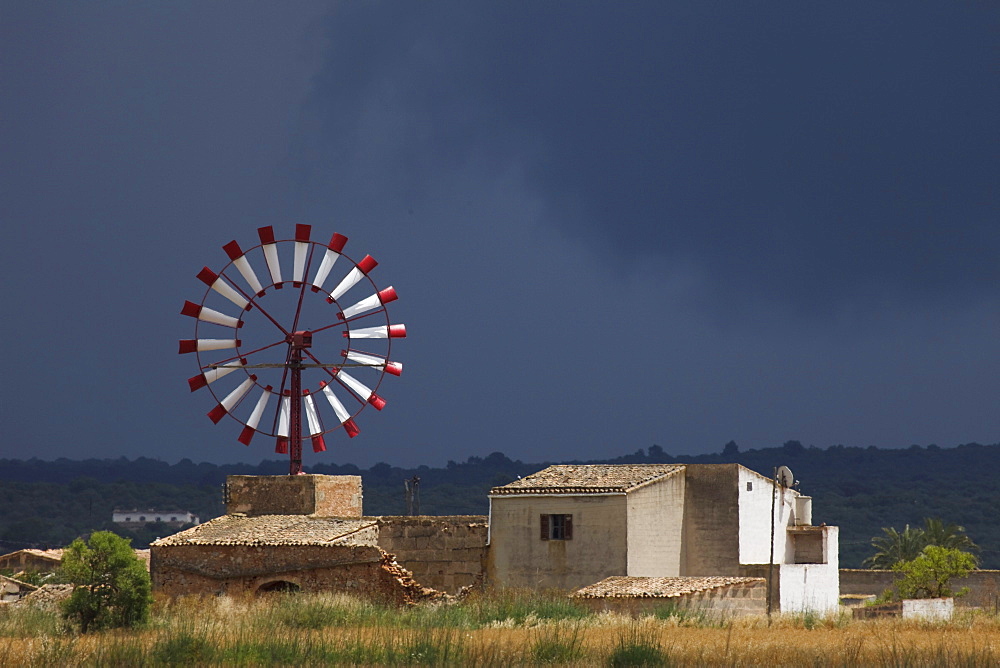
[{"xmin": 288, "ymin": 331, "xmax": 313, "ymax": 348}]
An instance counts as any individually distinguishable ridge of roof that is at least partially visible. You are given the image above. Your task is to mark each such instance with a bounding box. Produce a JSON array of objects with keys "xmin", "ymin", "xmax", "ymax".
[
  {"xmin": 490, "ymin": 464, "xmax": 685, "ymax": 495},
  {"xmin": 572, "ymin": 576, "xmax": 765, "ymax": 599},
  {"xmin": 151, "ymin": 515, "xmax": 377, "ymax": 547}
]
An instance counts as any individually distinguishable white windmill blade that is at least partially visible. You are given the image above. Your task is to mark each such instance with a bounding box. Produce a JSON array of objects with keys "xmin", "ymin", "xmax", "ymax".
[
  {"xmin": 277, "ymin": 394, "xmax": 290, "ymax": 438},
  {"xmin": 197, "ymin": 267, "xmax": 249, "ymax": 311},
  {"xmin": 223, "ymin": 240, "xmax": 265, "ymax": 295},
  {"xmin": 344, "ymin": 324, "xmax": 406, "ymax": 340},
  {"xmin": 258, "ymin": 225, "xmax": 283, "ymax": 286},
  {"xmin": 320, "ymin": 382, "xmax": 360, "ymax": 438},
  {"xmin": 293, "ymin": 224, "xmax": 311, "ymax": 286},
  {"xmin": 311, "ymin": 233, "xmax": 347, "ymax": 291},
  {"xmin": 337, "ymin": 370, "xmax": 385, "ymax": 410},
  {"xmin": 328, "ymin": 255, "xmax": 377, "ymax": 301},
  {"xmin": 303, "ymin": 391, "xmax": 327, "ymax": 453},
  {"xmin": 238, "ymin": 387, "xmax": 273, "ymax": 445},
  {"xmin": 207, "ymin": 376, "xmax": 256, "ymax": 424},
  {"xmin": 187, "ymin": 359, "xmax": 245, "ymax": 392},
  {"xmin": 181, "ymin": 301, "xmax": 242, "ymax": 328},
  {"xmin": 178, "ymin": 338, "xmax": 241, "ymax": 354},
  {"xmin": 339, "ymin": 286, "xmax": 398, "ymax": 320},
  {"xmin": 343, "ymin": 349, "xmax": 403, "ymax": 376}
]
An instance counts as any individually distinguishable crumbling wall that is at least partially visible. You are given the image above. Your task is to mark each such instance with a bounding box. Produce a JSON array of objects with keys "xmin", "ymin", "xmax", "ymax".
[{"xmin": 376, "ymin": 516, "xmax": 488, "ymax": 593}]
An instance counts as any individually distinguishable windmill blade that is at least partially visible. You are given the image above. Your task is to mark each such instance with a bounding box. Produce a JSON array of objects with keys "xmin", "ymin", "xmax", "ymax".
[
  {"xmin": 258, "ymin": 226, "xmax": 283, "ymax": 287},
  {"xmin": 311, "ymin": 233, "xmax": 348, "ymax": 291},
  {"xmin": 179, "ymin": 338, "xmax": 242, "ymax": 354},
  {"xmin": 197, "ymin": 268, "xmax": 249, "ymax": 311},
  {"xmin": 275, "ymin": 393, "xmax": 290, "ymax": 454},
  {"xmin": 328, "ymin": 255, "xmax": 377, "ymax": 302},
  {"xmin": 303, "ymin": 391, "xmax": 327, "ymax": 452},
  {"xmin": 188, "ymin": 359, "xmax": 245, "ymax": 392},
  {"xmin": 339, "ymin": 286, "xmax": 398, "ymax": 320},
  {"xmin": 207, "ymin": 376, "xmax": 256, "ymax": 424},
  {"xmin": 238, "ymin": 387, "xmax": 273, "ymax": 445},
  {"xmin": 320, "ymin": 381, "xmax": 360, "ymax": 438},
  {"xmin": 293, "ymin": 224, "xmax": 311, "ymax": 287},
  {"xmin": 344, "ymin": 324, "xmax": 406, "ymax": 340},
  {"xmin": 343, "ymin": 349, "xmax": 403, "ymax": 376},
  {"xmin": 337, "ymin": 370, "xmax": 385, "ymax": 410},
  {"xmin": 223, "ymin": 240, "xmax": 265, "ymax": 296},
  {"xmin": 181, "ymin": 301, "xmax": 242, "ymax": 329}
]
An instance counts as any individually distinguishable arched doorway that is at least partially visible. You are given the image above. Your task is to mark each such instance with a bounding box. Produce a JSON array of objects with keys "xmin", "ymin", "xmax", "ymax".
[{"xmin": 257, "ymin": 580, "xmax": 301, "ymax": 594}]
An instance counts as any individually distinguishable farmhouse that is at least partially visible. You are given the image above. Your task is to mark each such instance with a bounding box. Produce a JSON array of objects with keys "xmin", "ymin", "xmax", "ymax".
[
  {"xmin": 488, "ymin": 463, "xmax": 839, "ymax": 613},
  {"xmin": 150, "ymin": 463, "xmax": 838, "ymax": 613}
]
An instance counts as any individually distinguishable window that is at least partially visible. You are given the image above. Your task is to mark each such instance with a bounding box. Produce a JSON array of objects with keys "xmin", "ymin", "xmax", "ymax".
[
  {"xmin": 139, "ymin": 516, "xmax": 146, "ymax": 522},
  {"xmin": 171, "ymin": 517, "xmax": 177, "ymax": 522},
  {"xmin": 125, "ymin": 517, "xmax": 131, "ymax": 522},
  {"xmin": 540, "ymin": 514, "xmax": 573, "ymax": 541},
  {"xmin": 746, "ymin": 481, "xmax": 753, "ymax": 491}
]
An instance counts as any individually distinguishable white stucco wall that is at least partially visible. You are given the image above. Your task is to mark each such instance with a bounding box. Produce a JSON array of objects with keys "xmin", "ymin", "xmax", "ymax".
[
  {"xmin": 737, "ymin": 467, "xmax": 795, "ymax": 565},
  {"xmin": 626, "ymin": 471, "xmax": 685, "ymax": 576},
  {"xmin": 779, "ymin": 526, "xmax": 839, "ymax": 614}
]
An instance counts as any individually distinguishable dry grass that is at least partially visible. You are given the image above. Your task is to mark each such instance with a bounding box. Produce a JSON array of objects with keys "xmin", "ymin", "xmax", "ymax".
[{"xmin": 2, "ymin": 592, "xmax": 1000, "ymax": 666}]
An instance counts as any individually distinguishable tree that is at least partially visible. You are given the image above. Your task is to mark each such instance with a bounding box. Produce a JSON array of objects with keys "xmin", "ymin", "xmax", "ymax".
[
  {"xmin": 864, "ymin": 518, "xmax": 980, "ymax": 569},
  {"xmin": 60, "ymin": 531, "xmax": 152, "ymax": 633},
  {"xmin": 893, "ymin": 545, "xmax": 977, "ymax": 599},
  {"xmin": 921, "ymin": 517, "xmax": 979, "ymax": 559},
  {"xmin": 863, "ymin": 525, "xmax": 928, "ymax": 569}
]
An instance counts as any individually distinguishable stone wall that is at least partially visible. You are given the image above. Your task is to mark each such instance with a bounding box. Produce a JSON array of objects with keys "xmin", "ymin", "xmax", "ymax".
[
  {"xmin": 376, "ymin": 516, "xmax": 487, "ymax": 593},
  {"xmin": 576, "ymin": 580, "xmax": 766, "ymax": 618},
  {"xmin": 840, "ymin": 569, "xmax": 1000, "ymax": 608},
  {"xmin": 225, "ymin": 475, "xmax": 362, "ymax": 517},
  {"xmin": 682, "ymin": 465, "xmax": 740, "ymax": 576},
  {"xmin": 151, "ymin": 543, "xmax": 425, "ymax": 604}
]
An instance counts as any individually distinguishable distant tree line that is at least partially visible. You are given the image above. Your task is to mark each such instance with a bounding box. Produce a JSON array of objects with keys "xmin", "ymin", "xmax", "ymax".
[{"xmin": 2, "ymin": 440, "xmax": 999, "ymax": 568}]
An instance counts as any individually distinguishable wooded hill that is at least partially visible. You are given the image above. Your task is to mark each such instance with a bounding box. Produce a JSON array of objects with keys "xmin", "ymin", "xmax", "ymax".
[{"xmin": 1, "ymin": 441, "xmax": 997, "ymax": 568}]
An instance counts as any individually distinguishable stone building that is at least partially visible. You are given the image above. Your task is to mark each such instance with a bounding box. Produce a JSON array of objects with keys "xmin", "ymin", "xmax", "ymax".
[
  {"xmin": 487, "ymin": 463, "xmax": 839, "ymax": 613},
  {"xmin": 150, "ymin": 474, "xmax": 487, "ymax": 599},
  {"xmin": 112, "ymin": 509, "xmax": 200, "ymax": 529}
]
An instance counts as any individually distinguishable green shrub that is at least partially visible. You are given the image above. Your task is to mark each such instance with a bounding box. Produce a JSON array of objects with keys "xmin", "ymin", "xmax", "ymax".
[{"xmin": 59, "ymin": 531, "xmax": 152, "ymax": 633}]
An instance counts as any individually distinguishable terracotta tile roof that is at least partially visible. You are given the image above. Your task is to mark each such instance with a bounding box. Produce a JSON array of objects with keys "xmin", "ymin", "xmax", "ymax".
[
  {"xmin": 572, "ymin": 576, "xmax": 765, "ymax": 599},
  {"xmin": 490, "ymin": 464, "xmax": 685, "ymax": 495},
  {"xmin": 151, "ymin": 515, "xmax": 377, "ymax": 547}
]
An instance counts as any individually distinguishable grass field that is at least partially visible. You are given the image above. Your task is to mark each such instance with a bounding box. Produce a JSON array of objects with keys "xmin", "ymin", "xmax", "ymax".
[{"xmin": 2, "ymin": 590, "xmax": 999, "ymax": 666}]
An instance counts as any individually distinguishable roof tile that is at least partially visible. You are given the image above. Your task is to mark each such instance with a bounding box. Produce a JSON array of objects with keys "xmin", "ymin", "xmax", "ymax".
[{"xmin": 491, "ymin": 464, "xmax": 684, "ymax": 495}]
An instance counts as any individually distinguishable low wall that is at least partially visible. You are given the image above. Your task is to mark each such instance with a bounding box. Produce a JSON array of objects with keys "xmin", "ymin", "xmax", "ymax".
[
  {"xmin": 840, "ymin": 569, "xmax": 1000, "ymax": 608},
  {"xmin": 376, "ymin": 516, "xmax": 488, "ymax": 593}
]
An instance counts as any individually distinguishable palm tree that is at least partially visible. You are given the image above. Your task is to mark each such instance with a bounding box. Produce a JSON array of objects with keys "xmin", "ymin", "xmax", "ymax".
[
  {"xmin": 922, "ymin": 517, "xmax": 980, "ymax": 565},
  {"xmin": 863, "ymin": 525, "xmax": 927, "ymax": 569}
]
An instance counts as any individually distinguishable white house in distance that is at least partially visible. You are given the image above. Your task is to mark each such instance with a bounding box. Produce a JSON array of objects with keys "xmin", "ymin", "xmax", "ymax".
[
  {"xmin": 112, "ymin": 509, "xmax": 200, "ymax": 529},
  {"xmin": 487, "ymin": 463, "xmax": 838, "ymax": 613}
]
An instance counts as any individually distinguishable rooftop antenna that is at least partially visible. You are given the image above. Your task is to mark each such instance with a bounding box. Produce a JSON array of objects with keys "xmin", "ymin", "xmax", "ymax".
[{"xmin": 180, "ymin": 225, "xmax": 406, "ymax": 475}]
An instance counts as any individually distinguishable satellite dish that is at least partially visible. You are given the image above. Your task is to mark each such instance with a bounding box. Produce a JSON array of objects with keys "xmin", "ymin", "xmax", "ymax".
[{"xmin": 775, "ymin": 466, "xmax": 795, "ymax": 487}]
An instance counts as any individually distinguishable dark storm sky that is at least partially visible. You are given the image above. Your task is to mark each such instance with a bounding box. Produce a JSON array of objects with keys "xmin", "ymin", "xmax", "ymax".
[{"xmin": 1, "ymin": 2, "xmax": 997, "ymax": 468}]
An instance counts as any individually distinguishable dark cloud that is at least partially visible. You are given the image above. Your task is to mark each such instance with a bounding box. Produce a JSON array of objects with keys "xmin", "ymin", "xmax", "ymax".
[
  {"xmin": 305, "ymin": 3, "xmax": 999, "ymax": 316},
  {"xmin": 1, "ymin": 2, "xmax": 997, "ymax": 469}
]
